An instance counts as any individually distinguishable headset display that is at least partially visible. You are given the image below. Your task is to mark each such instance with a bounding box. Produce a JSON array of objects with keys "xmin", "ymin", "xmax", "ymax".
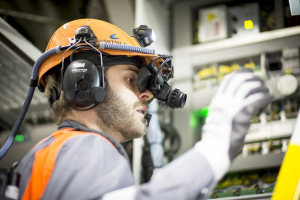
[{"xmin": 0, "ymin": 24, "xmax": 187, "ymax": 159}]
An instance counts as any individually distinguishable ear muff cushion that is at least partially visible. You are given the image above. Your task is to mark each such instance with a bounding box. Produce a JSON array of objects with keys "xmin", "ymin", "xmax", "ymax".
[{"xmin": 91, "ymin": 87, "xmax": 106, "ymax": 103}]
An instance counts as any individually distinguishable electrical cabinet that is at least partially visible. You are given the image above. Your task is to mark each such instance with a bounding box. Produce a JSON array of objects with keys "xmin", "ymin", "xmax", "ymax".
[{"xmin": 172, "ymin": 26, "xmax": 300, "ymax": 199}]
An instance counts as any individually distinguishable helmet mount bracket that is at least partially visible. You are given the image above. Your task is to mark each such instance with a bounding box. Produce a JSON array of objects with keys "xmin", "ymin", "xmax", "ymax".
[{"xmin": 70, "ymin": 25, "xmax": 98, "ymax": 45}]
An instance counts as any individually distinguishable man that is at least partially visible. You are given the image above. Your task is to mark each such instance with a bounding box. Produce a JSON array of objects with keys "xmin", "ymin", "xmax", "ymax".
[{"xmin": 15, "ymin": 19, "xmax": 273, "ymax": 200}]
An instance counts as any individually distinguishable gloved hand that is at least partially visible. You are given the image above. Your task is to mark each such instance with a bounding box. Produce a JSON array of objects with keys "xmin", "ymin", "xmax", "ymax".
[{"xmin": 195, "ymin": 68, "xmax": 273, "ymax": 182}]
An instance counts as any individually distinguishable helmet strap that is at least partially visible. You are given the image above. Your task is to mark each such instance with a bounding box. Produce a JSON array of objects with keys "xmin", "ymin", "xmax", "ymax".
[{"xmin": 48, "ymin": 87, "xmax": 61, "ymax": 108}]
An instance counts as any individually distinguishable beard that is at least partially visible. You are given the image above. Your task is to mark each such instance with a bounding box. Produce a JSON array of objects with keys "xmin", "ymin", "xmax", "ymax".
[{"xmin": 94, "ymin": 86, "xmax": 148, "ymax": 142}]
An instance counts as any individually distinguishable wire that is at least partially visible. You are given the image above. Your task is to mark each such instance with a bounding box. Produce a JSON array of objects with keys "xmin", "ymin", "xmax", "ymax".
[
  {"xmin": 0, "ymin": 48, "xmax": 58, "ymax": 159},
  {"xmin": 61, "ymin": 39, "xmax": 82, "ymax": 92},
  {"xmin": 84, "ymin": 38, "xmax": 105, "ymax": 88},
  {"xmin": 154, "ymin": 57, "xmax": 171, "ymax": 85},
  {"xmin": 160, "ymin": 122, "xmax": 181, "ymax": 161},
  {"xmin": 101, "ymin": 42, "xmax": 155, "ymax": 55},
  {"xmin": 84, "ymin": 38, "xmax": 103, "ymax": 66}
]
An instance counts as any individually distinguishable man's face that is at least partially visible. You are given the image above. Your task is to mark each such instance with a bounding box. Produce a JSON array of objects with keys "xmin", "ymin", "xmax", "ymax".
[{"xmin": 95, "ymin": 65, "xmax": 152, "ymax": 142}]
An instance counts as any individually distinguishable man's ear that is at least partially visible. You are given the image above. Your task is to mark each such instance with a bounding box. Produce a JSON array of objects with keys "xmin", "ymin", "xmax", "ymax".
[{"xmin": 103, "ymin": 65, "xmax": 116, "ymax": 87}]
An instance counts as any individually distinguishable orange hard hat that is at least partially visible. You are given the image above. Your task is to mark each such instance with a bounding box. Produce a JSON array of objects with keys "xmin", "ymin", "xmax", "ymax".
[{"xmin": 38, "ymin": 18, "xmax": 159, "ymax": 87}]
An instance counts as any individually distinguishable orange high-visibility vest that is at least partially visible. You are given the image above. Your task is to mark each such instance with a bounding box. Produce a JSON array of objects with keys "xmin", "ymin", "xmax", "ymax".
[{"xmin": 22, "ymin": 128, "xmax": 114, "ymax": 200}]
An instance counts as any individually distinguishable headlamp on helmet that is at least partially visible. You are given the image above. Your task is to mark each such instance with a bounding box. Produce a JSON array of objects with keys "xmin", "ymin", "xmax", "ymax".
[
  {"xmin": 69, "ymin": 25, "xmax": 98, "ymax": 45},
  {"xmin": 132, "ymin": 25, "xmax": 155, "ymax": 47}
]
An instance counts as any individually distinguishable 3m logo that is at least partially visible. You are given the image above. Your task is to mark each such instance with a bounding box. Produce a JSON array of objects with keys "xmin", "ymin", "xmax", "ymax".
[{"xmin": 74, "ymin": 63, "xmax": 85, "ymax": 68}]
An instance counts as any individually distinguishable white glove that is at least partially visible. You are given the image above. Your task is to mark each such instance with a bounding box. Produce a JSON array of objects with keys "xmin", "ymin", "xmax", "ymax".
[{"xmin": 195, "ymin": 68, "xmax": 273, "ymax": 182}]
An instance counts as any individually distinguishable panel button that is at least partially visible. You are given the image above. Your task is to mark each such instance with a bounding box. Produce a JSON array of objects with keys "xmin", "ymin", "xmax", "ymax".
[
  {"xmin": 85, "ymin": 75, "xmax": 93, "ymax": 82},
  {"xmin": 80, "ymin": 83, "xmax": 89, "ymax": 90}
]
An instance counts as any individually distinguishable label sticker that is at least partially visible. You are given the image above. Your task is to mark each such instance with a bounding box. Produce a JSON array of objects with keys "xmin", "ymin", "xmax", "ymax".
[{"xmin": 72, "ymin": 69, "xmax": 87, "ymax": 73}]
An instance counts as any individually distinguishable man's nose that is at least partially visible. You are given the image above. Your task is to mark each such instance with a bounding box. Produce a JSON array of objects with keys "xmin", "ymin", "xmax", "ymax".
[{"xmin": 137, "ymin": 89, "xmax": 152, "ymax": 101}]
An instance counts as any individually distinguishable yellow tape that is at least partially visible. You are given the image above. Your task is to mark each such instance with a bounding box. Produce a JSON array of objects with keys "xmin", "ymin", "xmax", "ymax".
[
  {"xmin": 244, "ymin": 62, "xmax": 255, "ymax": 70},
  {"xmin": 285, "ymin": 68, "xmax": 293, "ymax": 74},
  {"xmin": 272, "ymin": 144, "xmax": 300, "ymax": 200},
  {"xmin": 294, "ymin": 180, "xmax": 300, "ymax": 200},
  {"xmin": 198, "ymin": 67, "xmax": 217, "ymax": 79},
  {"xmin": 230, "ymin": 64, "xmax": 240, "ymax": 71}
]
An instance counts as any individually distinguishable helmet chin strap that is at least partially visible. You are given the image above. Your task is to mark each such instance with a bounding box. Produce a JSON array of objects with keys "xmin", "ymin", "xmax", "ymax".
[{"xmin": 145, "ymin": 113, "xmax": 152, "ymax": 127}]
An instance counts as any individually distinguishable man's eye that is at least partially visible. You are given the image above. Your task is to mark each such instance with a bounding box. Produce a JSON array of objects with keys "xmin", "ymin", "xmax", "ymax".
[{"xmin": 128, "ymin": 78, "xmax": 133, "ymax": 83}]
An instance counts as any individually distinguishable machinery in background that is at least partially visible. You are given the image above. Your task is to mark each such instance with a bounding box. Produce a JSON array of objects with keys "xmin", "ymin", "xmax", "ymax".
[
  {"xmin": 194, "ymin": 1, "xmax": 264, "ymax": 44},
  {"xmin": 124, "ymin": 100, "xmax": 181, "ymax": 184},
  {"xmin": 267, "ymin": 47, "xmax": 300, "ymax": 76},
  {"xmin": 210, "ymin": 167, "xmax": 278, "ymax": 198},
  {"xmin": 140, "ymin": 100, "xmax": 181, "ymax": 183},
  {"xmin": 228, "ymin": 3, "xmax": 260, "ymax": 38},
  {"xmin": 0, "ymin": 168, "xmax": 7, "ymax": 199},
  {"xmin": 285, "ymin": 0, "xmax": 300, "ymax": 24},
  {"xmin": 140, "ymin": 121, "xmax": 181, "ymax": 183},
  {"xmin": 193, "ymin": 55, "xmax": 262, "ymax": 91},
  {"xmin": 198, "ymin": 5, "xmax": 228, "ymax": 43},
  {"xmin": 192, "ymin": 97, "xmax": 299, "ymax": 199},
  {"xmin": 193, "ymin": 0, "xmax": 300, "ymax": 45},
  {"xmin": 140, "ymin": 100, "xmax": 164, "ymax": 183},
  {"xmin": 193, "ymin": 46, "xmax": 300, "ymax": 100},
  {"xmin": 191, "ymin": 45, "xmax": 300, "ymax": 199}
]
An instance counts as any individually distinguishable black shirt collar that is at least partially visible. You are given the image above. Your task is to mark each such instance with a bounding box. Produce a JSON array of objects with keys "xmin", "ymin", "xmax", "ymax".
[{"xmin": 58, "ymin": 120, "xmax": 87, "ymax": 130}]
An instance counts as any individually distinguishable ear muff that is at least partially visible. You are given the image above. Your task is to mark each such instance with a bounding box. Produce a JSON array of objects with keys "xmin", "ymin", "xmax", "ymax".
[{"xmin": 63, "ymin": 59, "xmax": 105, "ymax": 110}]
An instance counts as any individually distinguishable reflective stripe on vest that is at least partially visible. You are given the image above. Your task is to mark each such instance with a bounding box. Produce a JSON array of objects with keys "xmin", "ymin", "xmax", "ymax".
[{"xmin": 22, "ymin": 128, "xmax": 114, "ymax": 200}]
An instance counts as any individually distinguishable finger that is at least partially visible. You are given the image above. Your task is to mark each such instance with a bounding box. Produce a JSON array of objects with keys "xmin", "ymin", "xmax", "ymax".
[
  {"xmin": 234, "ymin": 76, "xmax": 264, "ymax": 96},
  {"xmin": 235, "ymin": 79, "xmax": 269, "ymax": 100},
  {"xmin": 223, "ymin": 73, "xmax": 254, "ymax": 96},
  {"xmin": 218, "ymin": 71, "xmax": 236, "ymax": 93},
  {"xmin": 243, "ymin": 92, "xmax": 274, "ymax": 114},
  {"xmin": 218, "ymin": 68, "xmax": 254, "ymax": 94},
  {"xmin": 234, "ymin": 81, "xmax": 262, "ymax": 100},
  {"xmin": 245, "ymin": 86, "xmax": 270, "ymax": 99}
]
